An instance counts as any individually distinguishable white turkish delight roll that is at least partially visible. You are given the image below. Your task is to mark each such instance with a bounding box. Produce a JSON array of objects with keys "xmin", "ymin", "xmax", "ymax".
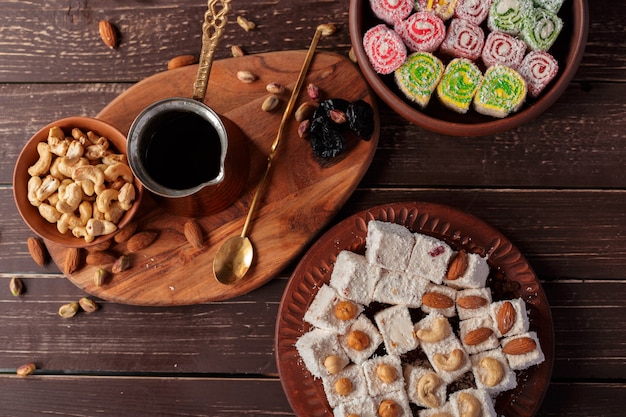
[
  {"xmin": 501, "ymin": 331, "xmax": 545, "ymax": 370},
  {"xmin": 333, "ymin": 396, "xmax": 377, "ymax": 417},
  {"xmin": 450, "ymin": 388, "xmax": 497, "ymax": 417},
  {"xmin": 365, "ymin": 220, "xmax": 415, "ymax": 271},
  {"xmin": 362, "ymin": 354, "xmax": 405, "ymax": 396},
  {"xmin": 418, "ymin": 402, "xmax": 455, "ymax": 417},
  {"xmin": 330, "ymin": 250, "xmax": 383, "ymax": 305},
  {"xmin": 339, "ymin": 314, "xmax": 383, "ymax": 365},
  {"xmin": 372, "ymin": 389, "xmax": 413, "ymax": 417},
  {"xmin": 374, "ymin": 304, "xmax": 418, "ymax": 355},
  {"xmin": 422, "ymin": 337, "xmax": 471, "ymax": 384},
  {"xmin": 405, "ymin": 364, "xmax": 448, "ymax": 409},
  {"xmin": 470, "ymin": 348, "xmax": 518, "ymax": 395},
  {"xmin": 303, "ymin": 284, "xmax": 364, "ymax": 333},
  {"xmin": 407, "ymin": 233, "xmax": 454, "ymax": 284},
  {"xmin": 321, "ymin": 364, "xmax": 369, "ymax": 408},
  {"xmin": 372, "ymin": 268, "xmax": 429, "ymax": 308},
  {"xmin": 456, "ymin": 288, "xmax": 493, "ymax": 320},
  {"xmin": 459, "ymin": 316, "xmax": 500, "ymax": 355},
  {"xmin": 489, "ymin": 298, "xmax": 530, "ymax": 338},
  {"xmin": 421, "ymin": 283, "xmax": 458, "ymax": 317},
  {"xmin": 443, "ymin": 251, "xmax": 490, "ymax": 289},
  {"xmin": 295, "ymin": 327, "xmax": 350, "ymax": 379}
]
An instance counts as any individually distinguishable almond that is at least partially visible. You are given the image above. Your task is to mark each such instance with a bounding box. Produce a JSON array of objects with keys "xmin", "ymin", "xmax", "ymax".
[
  {"xmin": 446, "ymin": 249, "xmax": 468, "ymax": 280},
  {"xmin": 183, "ymin": 220, "xmax": 204, "ymax": 249},
  {"xmin": 64, "ymin": 247, "xmax": 82, "ymax": 275},
  {"xmin": 167, "ymin": 54, "xmax": 198, "ymax": 70},
  {"xmin": 464, "ymin": 327, "xmax": 493, "ymax": 346},
  {"xmin": 88, "ymin": 239, "xmax": 113, "ymax": 252},
  {"xmin": 457, "ymin": 295, "xmax": 488, "ymax": 310},
  {"xmin": 27, "ymin": 236, "xmax": 48, "ymax": 266},
  {"xmin": 422, "ymin": 292, "xmax": 454, "ymax": 309},
  {"xmin": 114, "ymin": 221, "xmax": 138, "ymax": 243},
  {"xmin": 98, "ymin": 20, "xmax": 118, "ymax": 49},
  {"xmin": 86, "ymin": 251, "xmax": 117, "ymax": 266},
  {"xmin": 496, "ymin": 301, "xmax": 517, "ymax": 335},
  {"xmin": 502, "ymin": 337, "xmax": 537, "ymax": 355},
  {"xmin": 126, "ymin": 231, "xmax": 158, "ymax": 253}
]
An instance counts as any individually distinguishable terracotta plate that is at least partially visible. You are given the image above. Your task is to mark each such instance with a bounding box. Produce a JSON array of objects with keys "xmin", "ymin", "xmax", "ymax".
[{"xmin": 275, "ymin": 202, "xmax": 553, "ymax": 417}]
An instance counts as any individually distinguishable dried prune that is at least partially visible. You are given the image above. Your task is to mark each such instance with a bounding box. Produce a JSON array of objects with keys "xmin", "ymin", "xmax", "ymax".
[
  {"xmin": 309, "ymin": 120, "xmax": 345, "ymax": 159},
  {"xmin": 315, "ymin": 98, "xmax": 350, "ymax": 121},
  {"xmin": 346, "ymin": 100, "xmax": 374, "ymax": 140}
]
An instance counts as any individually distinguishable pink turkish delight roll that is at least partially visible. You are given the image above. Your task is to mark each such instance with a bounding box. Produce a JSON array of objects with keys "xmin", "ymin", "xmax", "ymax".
[
  {"xmin": 440, "ymin": 18, "xmax": 485, "ymax": 61},
  {"xmin": 369, "ymin": 0, "xmax": 414, "ymax": 25},
  {"xmin": 363, "ymin": 24, "xmax": 408, "ymax": 75},
  {"xmin": 481, "ymin": 31, "xmax": 527, "ymax": 69},
  {"xmin": 455, "ymin": 0, "xmax": 493, "ymax": 25},
  {"xmin": 518, "ymin": 50, "xmax": 559, "ymax": 97},
  {"xmin": 395, "ymin": 11, "xmax": 446, "ymax": 53}
]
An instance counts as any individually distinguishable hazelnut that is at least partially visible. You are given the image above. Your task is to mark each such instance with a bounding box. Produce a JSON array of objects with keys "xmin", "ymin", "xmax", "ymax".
[
  {"xmin": 346, "ymin": 330, "xmax": 370, "ymax": 351},
  {"xmin": 323, "ymin": 355, "xmax": 346, "ymax": 374},
  {"xmin": 378, "ymin": 399, "xmax": 400, "ymax": 417},
  {"xmin": 334, "ymin": 377, "xmax": 353, "ymax": 396},
  {"xmin": 335, "ymin": 300, "xmax": 358, "ymax": 321},
  {"xmin": 376, "ymin": 363, "xmax": 397, "ymax": 383}
]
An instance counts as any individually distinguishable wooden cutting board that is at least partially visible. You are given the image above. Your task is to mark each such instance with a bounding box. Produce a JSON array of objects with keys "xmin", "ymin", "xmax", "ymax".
[{"xmin": 45, "ymin": 50, "xmax": 379, "ymax": 305}]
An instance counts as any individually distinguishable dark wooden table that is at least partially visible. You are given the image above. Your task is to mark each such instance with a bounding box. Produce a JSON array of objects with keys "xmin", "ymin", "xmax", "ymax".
[{"xmin": 1, "ymin": 1, "xmax": 625, "ymax": 416}]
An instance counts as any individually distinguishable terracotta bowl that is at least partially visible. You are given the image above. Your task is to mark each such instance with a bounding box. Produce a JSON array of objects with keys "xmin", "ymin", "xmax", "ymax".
[
  {"xmin": 349, "ymin": 0, "xmax": 589, "ymax": 136},
  {"xmin": 13, "ymin": 117, "xmax": 143, "ymax": 248}
]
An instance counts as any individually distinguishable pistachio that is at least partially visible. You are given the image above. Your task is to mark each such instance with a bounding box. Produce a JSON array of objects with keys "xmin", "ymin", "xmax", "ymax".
[
  {"xmin": 58, "ymin": 302, "xmax": 79, "ymax": 319},
  {"xmin": 237, "ymin": 15, "xmax": 256, "ymax": 31},
  {"xmin": 16, "ymin": 362, "xmax": 36, "ymax": 377},
  {"xmin": 79, "ymin": 297, "xmax": 98, "ymax": 313},
  {"xmin": 10, "ymin": 277, "xmax": 24, "ymax": 296},
  {"xmin": 298, "ymin": 120, "xmax": 311, "ymax": 139},
  {"xmin": 262, "ymin": 95, "xmax": 280, "ymax": 112},
  {"xmin": 317, "ymin": 23, "xmax": 337, "ymax": 37},
  {"xmin": 237, "ymin": 70, "xmax": 257, "ymax": 83},
  {"xmin": 94, "ymin": 268, "xmax": 108, "ymax": 287},
  {"xmin": 330, "ymin": 109, "xmax": 347, "ymax": 124},
  {"xmin": 112, "ymin": 255, "xmax": 130, "ymax": 273},
  {"xmin": 266, "ymin": 82, "xmax": 285, "ymax": 94},
  {"xmin": 295, "ymin": 102, "xmax": 316, "ymax": 122},
  {"xmin": 348, "ymin": 46, "xmax": 357, "ymax": 63},
  {"xmin": 231, "ymin": 45, "xmax": 245, "ymax": 57},
  {"xmin": 307, "ymin": 83, "xmax": 321, "ymax": 101}
]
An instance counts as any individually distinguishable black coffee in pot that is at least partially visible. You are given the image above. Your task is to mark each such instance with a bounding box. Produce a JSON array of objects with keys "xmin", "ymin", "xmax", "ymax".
[{"xmin": 143, "ymin": 110, "xmax": 222, "ymax": 190}]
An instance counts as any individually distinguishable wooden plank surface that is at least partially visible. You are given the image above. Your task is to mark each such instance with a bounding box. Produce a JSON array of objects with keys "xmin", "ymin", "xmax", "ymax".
[{"xmin": 1, "ymin": 0, "xmax": 625, "ymax": 416}]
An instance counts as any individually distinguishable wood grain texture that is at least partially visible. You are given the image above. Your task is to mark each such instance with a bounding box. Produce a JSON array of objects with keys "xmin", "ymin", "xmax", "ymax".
[{"xmin": 41, "ymin": 51, "xmax": 379, "ymax": 305}]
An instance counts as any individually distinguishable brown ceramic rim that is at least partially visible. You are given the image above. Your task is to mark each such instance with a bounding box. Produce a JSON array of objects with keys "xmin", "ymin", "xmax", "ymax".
[
  {"xmin": 13, "ymin": 116, "xmax": 143, "ymax": 248},
  {"xmin": 275, "ymin": 201, "xmax": 554, "ymax": 417},
  {"xmin": 349, "ymin": 0, "xmax": 589, "ymax": 136}
]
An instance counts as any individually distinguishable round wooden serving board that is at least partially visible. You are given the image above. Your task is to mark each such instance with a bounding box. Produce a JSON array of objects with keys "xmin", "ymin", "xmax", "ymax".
[{"xmin": 45, "ymin": 50, "xmax": 379, "ymax": 305}]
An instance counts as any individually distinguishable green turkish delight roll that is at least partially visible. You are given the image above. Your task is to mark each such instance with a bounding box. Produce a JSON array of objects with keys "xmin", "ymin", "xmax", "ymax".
[
  {"xmin": 394, "ymin": 52, "xmax": 445, "ymax": 108},
  {"xmin": 474, "ymin": 65, "xmax": 527, "ymax": 118},
  {"xmin": 521, "ymin": 7, "xmax": 563, "ymax": 51},
  {"xmin": 488, "ymin": 0, "xmax": 533, "ymax": 35}
]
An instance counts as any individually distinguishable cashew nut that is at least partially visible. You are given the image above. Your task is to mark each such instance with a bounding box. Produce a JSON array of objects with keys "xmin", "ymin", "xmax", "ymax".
[
  {"xmin": 47, "ymin": 133, "xmax": 69, "ymax": 157},
  {"xmin": 28, "ymin": 142, "xmax": 53, "ymax": 177},
  {"xmin": 38, "ymin": 203, "xmax": 62, "ymax": 223},
  {"xmin": 72, "ymin": 226, "xmax": 95, "ymax": 242},
  {"xmin": 102, "ymin": 153, "xmax": 127, "ymax": 165},
  {"xmin": 416, "ymin": 317, "xmax": 452, "ymax": 343},
  {"xmin": 28, "ymin": 176, "xmax": 43, "ymax": 206},
  {"xmin": 63, "ymin": 140, "xmax": 84, "ymax": 165},
  {"xmin": 47, "ymin": 192, "xmax": 60, "ymax": 206},
  {"xmin": 72, "ymin": 165, "xmax": 105, "ymax": 189},
  {"xmin": 430, "ymin": 413, "xmax": 453, "ymax": 417},
  {"xmin": 417, "ymin": 372, "xmax": 442, "ymax": 408},
  {"xmin": 96, "ymin": 188, "xmax": 119, "ymax": 214},
  {"xmin": 56, "ymin": 182, "xmax": 83, "ymax": 214},
  {"xmin": 71, "ymin": 128, "xmax": 88, "ymax": 145},
  {"xmin": 104, "ymin": 163, "xmax": 133, "ymax": 183},
  {"xmin": 119, "ymin": 187, "xmax": 134, "ymax": 206},
  {"xmin": 77, "ymin": 179, "xmax": 95, "ymax": 196},
  {"xmin": 92, "ymin": 201, "xmax": 105, "ymax": 220},
  {"xmin": 35, "ymin": 175, "xmax": 60, "ymax": 202},
  {"xmin": 86, "ymin": 218, "xmax": 117, "ymax": 237},
  {"xmin": 104, "ymin": 201, "xmax": 125, "ymax": 224},
  {"xmin": 85, "ymin": 143, "xmax": 108, "ymax": 160},
  {"xmin": 57, "ymin": 212, "xmax": 82, "ymax": 234},
  {"xmin": 58, "ymin": 156, "xmax": 88, "ymax": 178},
  {"xmin": 457, "ymin": 392, "xmax": 481, "ymax": 417},
  {"xmin": 479, "ymin": 357, "xmax": 505, "ymax": 387},
  {"xmin": 433, "ymin": 349, "xmax": 465, "ymax": 372}
]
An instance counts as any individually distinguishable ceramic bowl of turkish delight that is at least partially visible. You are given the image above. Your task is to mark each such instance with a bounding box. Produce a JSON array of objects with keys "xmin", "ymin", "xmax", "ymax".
[
  {"xmin": 276, "ymin": 201, "xmax": 553, "ymax": 417},
  {"xmin": 348, "ymin": 0, "xmax": 588, "ymax": 136}
]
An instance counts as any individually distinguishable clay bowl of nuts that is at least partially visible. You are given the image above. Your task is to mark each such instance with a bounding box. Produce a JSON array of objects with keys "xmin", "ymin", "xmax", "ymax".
[
  {"xmin": 349, "ymin": 0, "xmax": 588, "ymax": 136},
  {"xmin": 13, "ymin": 116, "xmax": 144, "ymax": 248}
]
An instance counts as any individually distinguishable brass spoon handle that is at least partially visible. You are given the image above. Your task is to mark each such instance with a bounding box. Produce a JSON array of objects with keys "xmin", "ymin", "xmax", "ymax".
[
  {"xmin": 192, "ymin": 0, "xmax": 232, "ymax": 102},
  {"xmin": 239, "ymin": 27, "xmax": 324, "ymax": 238}
]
